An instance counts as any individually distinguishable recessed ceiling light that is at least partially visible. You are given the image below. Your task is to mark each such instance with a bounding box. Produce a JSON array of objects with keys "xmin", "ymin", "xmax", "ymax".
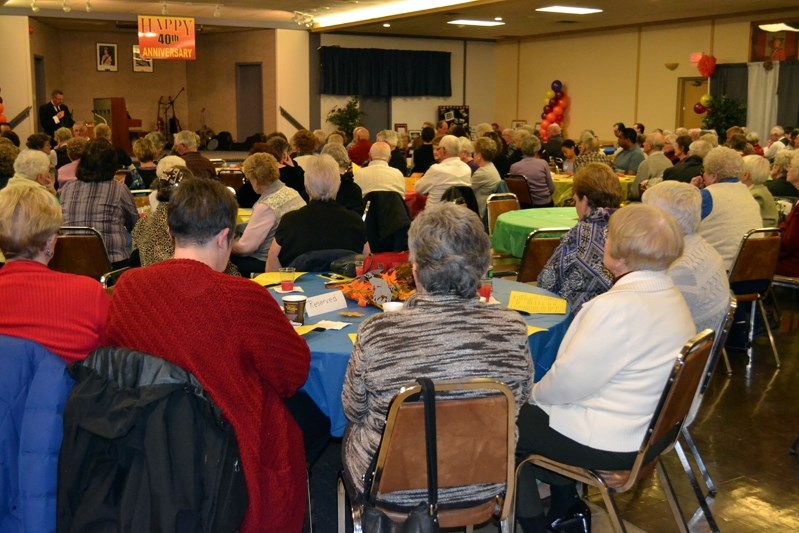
[
  {"xmin": 447, "ymin": 19, "xmax": 505, "ymax": 26},
  {"xmin": 494, "ymin": 17, "xmax": 503, "ymax": 21},
  {"xmin": 315, "ymin": 0, "xmax": 478, "ymax": 28},
  {"xmin": 535, "ymin": 5, "xmax": 602, "ymax": 15},
  {"xmin": 382, "ymin": 23, "xmax": 391, "ymax": 27}
]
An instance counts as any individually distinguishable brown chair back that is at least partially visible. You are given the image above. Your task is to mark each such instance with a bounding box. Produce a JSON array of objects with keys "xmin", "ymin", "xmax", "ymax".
[
  {"xmin": 728, "ymin": 228, "xmax": 781, "ymax": 288},
  {"xmin": 486, "ymin": 193, "xmax": 520, "ymax": 236},
  {"xmin": 218, "ymin": 170, "xmax": 246, "ymax": 191},
  {"xmin": 517, "ymin": 228, "xmax": 570, "ymax": 283},
  {"xmin": 504, "ymin": 175, "xmax": 534, "ymax": 208},
  {"xmin": 49, "ymin": 226, "xmax": 113, "ymax": 279},
  {"xmin": 370, "ymin": 379, "xmax": 516, "ymax": 527}
]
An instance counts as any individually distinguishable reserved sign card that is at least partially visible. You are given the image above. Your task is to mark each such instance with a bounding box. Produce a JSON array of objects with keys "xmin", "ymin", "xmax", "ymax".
[
  {"xmin": 508, "ymin": 291, "xmax": 567, "ymax": 315},
  {"xmin": 306, "ymin": 290, "xmax": 348, "ymax": 317}
]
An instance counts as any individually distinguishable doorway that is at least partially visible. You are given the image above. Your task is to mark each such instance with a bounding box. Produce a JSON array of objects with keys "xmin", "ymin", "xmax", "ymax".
[
  {"xmin": 236, "ymin": 63, "xmax": 263, "ymax": 141},
  {"xmin": 677, "ymin": 77, "xmax": 708, "ymax": 130},
  {"xmin": 359, "ymin": 96, "xmax": 390, "ymax": 137},
  {"xmin": 34, "ymin": 55, "xmax": 46, "ymax": 131}
]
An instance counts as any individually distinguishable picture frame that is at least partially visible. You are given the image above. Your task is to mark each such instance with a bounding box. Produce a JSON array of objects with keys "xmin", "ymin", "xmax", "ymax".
[
  {"xmin": 394, "ymin": 123, "xmax": 408, "ymax": 135},
  {"xmin": 750, "ymin": 21, "xmax": 799, "ymax": 62},
  {"xmin": 409, "ymin": 130, "xmax": 421, "ymax": 140},
  {"xmin": 96, "ymin": 43, "xmax": 118, "ymax": 72},
  {"xmin": 132, "ymin": 45, "xmax": 153, "ymax": 73},
  {"xmin": 511, "ymin": 119, "xmax": 527, "ymax": 130}
]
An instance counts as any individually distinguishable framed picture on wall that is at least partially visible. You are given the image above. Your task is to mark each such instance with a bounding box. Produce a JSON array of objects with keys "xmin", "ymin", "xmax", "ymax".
[
  {"xmin": 132, "ymin": 45, "xmax": 153, "ymax": 73},
  {"xmin": 409, "ymin": 130, "xmax": 421, "ymax": 141},
  {"xmin": 511, "ymin": 120, "xmax": 527, "ymax": 130},
  {"xmin": 750, "ymin": 21, "xmax": 799, "ymax": 61},
  {"xmin": 96, "ymin": 43, "xmax": 118, "ymax": 72},
  {"xmin": 394, "ymin": 123, "xmax": 408, "ymax": 134}
]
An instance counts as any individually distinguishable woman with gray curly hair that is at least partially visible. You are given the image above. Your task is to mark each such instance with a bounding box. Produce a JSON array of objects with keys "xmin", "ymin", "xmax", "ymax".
[
  {"xmin": 691, "ymin": 146, "xmax": 763, "ymax": 268},
  {"xmin": 742, "ymin": 154, "xmax": 778, "ymax": 227},
  {"xmin": 766, "ymin": 149, "xmax": 799, "ymax": 197},
  {"xmin": 231, "ymin": 152, "xmax": 306, "ymax": 277},
  {"xmin": 341, "ymin": 202, "xmax": 533, "ymax": 508},
  {"xmin": 321, "ymin": 142, "xmax": 363, "ymax": 213}
]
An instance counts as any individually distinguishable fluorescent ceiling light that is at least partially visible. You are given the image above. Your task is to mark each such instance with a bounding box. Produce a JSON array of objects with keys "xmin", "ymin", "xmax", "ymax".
[
  {"xmin": 447, "ymin": 19, "xmax": 506, "ymax": 26},
  {"xmin": 314, "ymin": 0, "xmax": 477, "ymax": 28},
  {"xmin": 535, "ymin": 5, "xmax": 602, "ymax": 15},
  {"xmin": 758, "ymin": 23, "xmax": 799, "ymax": 32}
]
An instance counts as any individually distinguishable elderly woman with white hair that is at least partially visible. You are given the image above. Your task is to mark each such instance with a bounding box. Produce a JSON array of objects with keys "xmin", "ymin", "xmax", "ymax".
[
  {"xmin": 230, "ymin": 153, "xmax": 306, "ymax": 277},
  {"xmin": 766, "ymin": 150, "xmax": 799, "ymax": 197},
  {"xmin": 516, "ymin": 204, "xmax": 695, "ymax": 533},
  {"xmin": 148, "ymin": 155, "xmax": 187, "ymax": 211},
  {"xmin": 692, "ymin": 146, "xmax": 762, "ymax": 269},
  {"xmin": 643, "ymin": 181, "xmax": 730, "ymax": 332},
  {"xmin": 470, "ymin": 136, "xmax": 501, "ymax": 218},
  {"xmin": 741, "ymin": 154, "xmax": 779, "ymax": 227},
  {"xmin": 267, "ymin": 154, "xmax": 369, "ymax": 270},
  {"xmin": 9, "ymin": 149, "xmax": 56, "ymax": 195},
  {"xmin": 510, "ymin": 135, "xmax": 555, "ymax": 207},
  {"xmin": 342, "ymin": 202, "xmax": 533, "ymax": 509}
]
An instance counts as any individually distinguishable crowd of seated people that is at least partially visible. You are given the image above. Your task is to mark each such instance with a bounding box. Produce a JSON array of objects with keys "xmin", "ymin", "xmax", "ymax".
[{"xmin": 2, "ymin": 115, "xmax": 799, "ymax": 532}]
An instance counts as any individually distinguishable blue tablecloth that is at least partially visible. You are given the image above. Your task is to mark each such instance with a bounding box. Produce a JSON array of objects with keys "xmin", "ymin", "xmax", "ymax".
[{"xmin": 269, "ymin": 275, "xmax": 572, "ymax": 437}]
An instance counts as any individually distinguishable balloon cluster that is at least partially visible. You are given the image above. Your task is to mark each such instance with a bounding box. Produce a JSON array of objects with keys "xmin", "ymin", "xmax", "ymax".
[
  {"xmin": 693, "ymin": 93, "xmax": 713, "ymax": 115},
  {"xmin": 540, "ymin": 80, "xmax": 568, "ymax": 137},
  {"xmin": 0, "ymin": 102, "xmax": 6, "ymax": 124}
]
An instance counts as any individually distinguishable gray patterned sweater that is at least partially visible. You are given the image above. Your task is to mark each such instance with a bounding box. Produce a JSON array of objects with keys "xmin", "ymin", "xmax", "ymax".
[{"xmin": 342, "ymin": 292, "xmax": 533, "ymax": 506}]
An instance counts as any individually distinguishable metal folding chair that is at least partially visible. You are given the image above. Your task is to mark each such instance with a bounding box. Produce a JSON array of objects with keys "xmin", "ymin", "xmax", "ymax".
[
  {"xmin": 504, "ymin": 175, "xmax": 534, "ymax": 208},
  {"xmin": 49, "ymin": 226, "xmax": 112, "ymax": 280},
  {"xmin": 516, "ymin": 228, "xmax": 571, "ymax": 283},
  {"xmin": 515, "ymin": 330, "xmax": 715, "ymax": 533}
]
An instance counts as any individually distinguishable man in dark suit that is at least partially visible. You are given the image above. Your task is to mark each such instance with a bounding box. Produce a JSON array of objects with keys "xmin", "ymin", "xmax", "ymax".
[{"xmin": 38, "ymin": 90, "xmax": 74, "ymax": 138}]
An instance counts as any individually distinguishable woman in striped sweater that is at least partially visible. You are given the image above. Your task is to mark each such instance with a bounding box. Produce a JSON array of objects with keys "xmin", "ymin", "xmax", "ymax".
[{"xmin": 341, "ymin": 202, "xmax": 534, "ymax": 507}]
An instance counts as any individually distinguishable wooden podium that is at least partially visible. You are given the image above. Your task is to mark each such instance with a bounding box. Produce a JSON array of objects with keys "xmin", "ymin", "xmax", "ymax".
[{"xmin": 92, "ymin": 97, "xmax": 141, "ymax": 155}]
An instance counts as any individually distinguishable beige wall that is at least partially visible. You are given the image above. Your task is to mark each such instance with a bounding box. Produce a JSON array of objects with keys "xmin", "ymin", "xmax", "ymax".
[
  {"xmin": 0, "ymin": 16, "xmax": 35, "ymax": 139},
  {"xmin": 276, "ymin": 29, "xmax": 310, "ymax": 135},
  {"xmin": 188, "ymin": 29, "xmax": 278, "ymax": 136},
  {"xmin": 495, "ymin": 10, "xmax": 799, "ymax": 142}
]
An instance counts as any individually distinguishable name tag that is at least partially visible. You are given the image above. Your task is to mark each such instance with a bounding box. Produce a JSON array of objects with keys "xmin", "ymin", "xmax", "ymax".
[{"xmin": 306, "ymin": 290, "xmax": 348, "ymax": 317}]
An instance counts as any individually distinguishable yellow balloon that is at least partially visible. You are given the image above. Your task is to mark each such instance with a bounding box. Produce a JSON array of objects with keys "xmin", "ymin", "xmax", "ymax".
[
  {"xmin": 546, "ymin": 90, "xmax": 556, "ymax": 99},
  {"xmin": 699, "ymin": 94, "xmax": 712, "ymax": 107},
  {"xmin": 544, "ymin": 97, "xmax": 551, "ymax": 106}
]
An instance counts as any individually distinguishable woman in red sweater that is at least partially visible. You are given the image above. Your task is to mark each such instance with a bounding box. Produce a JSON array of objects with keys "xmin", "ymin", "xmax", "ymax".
[
  {"xmin": 0, "ymin": 182, "xmax": 109, "ymax": 362},
  {"xmin": 106, "ymin": 179, "xmax": 311, "ymax": 532}
]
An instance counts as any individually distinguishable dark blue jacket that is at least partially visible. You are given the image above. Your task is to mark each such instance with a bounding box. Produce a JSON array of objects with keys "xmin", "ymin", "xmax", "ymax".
[{"xmin": 0, "ymin": 335, "xmax": 73, "ymax": 533}]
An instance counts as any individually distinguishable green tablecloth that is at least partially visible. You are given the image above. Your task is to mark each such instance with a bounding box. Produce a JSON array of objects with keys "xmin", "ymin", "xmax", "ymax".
[
  {"xmin": 492, "ymin": 207, "xmax": 579, "ymax": 258},
  {"xmin": 551, "ymin": 174, "xmax": 635, "ymax": 206}
]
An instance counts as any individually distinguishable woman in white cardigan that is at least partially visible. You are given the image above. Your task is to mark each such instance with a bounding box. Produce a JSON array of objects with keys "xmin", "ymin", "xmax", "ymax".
[{"xmin": 515, "ymin": 204, "xmax": 696, "ymax": 533}]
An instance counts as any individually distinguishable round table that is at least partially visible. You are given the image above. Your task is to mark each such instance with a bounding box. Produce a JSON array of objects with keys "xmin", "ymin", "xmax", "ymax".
[
  {"xmin": 492, "ymin": 207, "xmax": 579, "ymax": 258},
  {"xmin": 268, "ymin": 274, "xmax": 572, "ymax": 436},
  {"xmin": 551, "ymin": 174, "xmax": 635, "ymax": 207}
]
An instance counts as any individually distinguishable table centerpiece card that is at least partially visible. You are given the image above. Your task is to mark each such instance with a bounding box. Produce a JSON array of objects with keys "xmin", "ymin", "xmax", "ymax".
[{"xmin": 508, "ymin": 291, "xmax": 567, "ymax": 315}]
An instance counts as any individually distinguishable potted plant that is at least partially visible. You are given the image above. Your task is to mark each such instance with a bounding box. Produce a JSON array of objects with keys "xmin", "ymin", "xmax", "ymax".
[
  {"xmin": 702, "ymin": 95, "xmax": 747, "ymax": 139},
  {"xmin": 326, "ymin": 96, "xmax": 364, "ymax": 140}
]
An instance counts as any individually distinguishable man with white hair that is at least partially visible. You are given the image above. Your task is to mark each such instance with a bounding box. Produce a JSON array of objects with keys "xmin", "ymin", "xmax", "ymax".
[
  {"xmin": 764, "ymin": 125, "xmax": 790, "ymax": 161},
  {"xmin": 630, "ymin": 132, "xmax": 672, "ymax": 200},
  {"xmin": 414, "ymin": 134, "xmax": 471, "ymax": 205},
  {"xmin": 10, "ymin": 149, "xmax": 56, "ymax": 194},
  {"xmin": 541, "ymin": 123, "xmax": 564, "ymax": 162},
  {"xmin": 354, "ymin": 142, "xmax": 405, "ymax": 197},
  {"xmin": 663, "ymin": 140, "xmax": 710, "ymax": 183},
  {"xmin": 376, "ymin": 129, "xmax": 407, "ymax": 175},
  {"xmin": 173, "ymin": 130, "xmax": 216, "ymax": 180}
]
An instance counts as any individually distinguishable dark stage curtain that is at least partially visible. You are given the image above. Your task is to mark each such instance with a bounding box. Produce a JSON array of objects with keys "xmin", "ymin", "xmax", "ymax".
[
  {"xmin": 320, "ymin": 47, "xmax": 452, "ymax": 97},
  {"xmin": 777, "ymin": 60, "xmax": 799, "ymax": 128},
  {"xmin": 710, "ymin": 63, "xmax": 748, "ymax": 104}
]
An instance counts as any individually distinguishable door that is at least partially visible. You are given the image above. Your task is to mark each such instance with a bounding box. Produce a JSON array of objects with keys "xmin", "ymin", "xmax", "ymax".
[
  {"xmin": 677, "ymin": 77, "xmax": 708, "ymax": 130},
  {"xmin": 34, "ymin": 56, "xmax": 46, "ymax": 131},
  {"xmin": 236, "ymin": 63, "xmax": 263, "ymax": 141},
  {"xmin": 359, "ymin": 96, "xmax": 390, "ymax": 137}
]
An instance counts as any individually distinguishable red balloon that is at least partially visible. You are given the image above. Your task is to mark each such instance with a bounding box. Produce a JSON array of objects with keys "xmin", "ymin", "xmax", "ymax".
[
  {"xmin": 555, "ymin": 91, "xmax": 564, "ymax": 100},
  {"xmin": 556, "ymin": 114, "xmax": 564, "ymax": 123},
  {"xmin": 546, "ymin": 112, "xmax": 556, "ymax": 123},
  {"xmin": 0, "ymin": 114, "xmax": 6, "ymax": 123},
  {"xmin": 549, "ymin": 98, "xmax": 557, "ymax": 107},
  {"xmin": 541, "ymin": 120, "xmax": 550, "ymax": 130},
  {"xmin": 554, "ymin": 105, "xmax": 564, "ymax": 115},
  {"xmin": 560, "ymin": 96, "xmax": 569, "ymax": 108},
  {"xmin": 544, "ymin": 105, "xmax": 552, "ymax": 113},
  {"xmin": 693, "ymin": 102, "xmax": 707, "ymax": 114},
  {"xmin": 541, "ymin": 112, "xmax": 548, "ymax": 120}
]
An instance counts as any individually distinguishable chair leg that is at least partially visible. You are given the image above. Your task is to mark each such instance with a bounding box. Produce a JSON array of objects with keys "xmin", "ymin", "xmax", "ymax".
[
  {"xmin": 306, "ymin": 469, "xmax": 314, "ymax": 533},
  {"xmin": 721, "ymin": 347, "xmax": 732, "ymax": 375},
  {"xmin": 746, "ymin": 301, "xmax": 756, "ymax": 368},
  {"xmin": 656, "ymin": 461, "xmax": 689, "ymax": 533},
  {"xmin": 674, "ymin": 441, "xmax": 720, "ymax": 533},
  {"xmin": 597, "ymin": 486, "xmax": 626, "ymax": 533},
  {"xmin": 758, "ymin": 299, "xmax": 781, "ymax": 367},
  {"xmin": 681, "ymin": 427, "xmax": 716, "ymax": 495},
  {"xmin": 336, "ymin": 475, "xmax": 347, "ymax": 533}
]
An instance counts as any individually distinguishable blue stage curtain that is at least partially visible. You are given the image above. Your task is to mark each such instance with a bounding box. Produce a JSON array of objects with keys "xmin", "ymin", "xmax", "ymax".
[
  {"xmin": 320, "ymin": 47, "xmax": 452, "ymax": 97},
  {"xmin": 777, "ymin": 60, "xmax": 799, "ymax": 128}
]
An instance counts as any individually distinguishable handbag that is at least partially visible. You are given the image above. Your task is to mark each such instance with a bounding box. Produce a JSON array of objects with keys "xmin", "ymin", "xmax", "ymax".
[{"xmin": 359, "ymin": 378, "xmax": 440, "ymax": 533}]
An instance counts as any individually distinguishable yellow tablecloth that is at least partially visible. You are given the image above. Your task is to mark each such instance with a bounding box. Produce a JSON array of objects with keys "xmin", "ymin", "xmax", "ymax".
[
  {"xmin": 237, "ymin": 208, "xmax": 252, "ymax": 225},
  {"xmin": 551, "ymin": 174, "xmax": 635, "ymax": 206}
]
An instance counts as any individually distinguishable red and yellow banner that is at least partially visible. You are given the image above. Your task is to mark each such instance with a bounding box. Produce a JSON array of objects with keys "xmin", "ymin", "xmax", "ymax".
[{"xmin": 137, "ymin": 15, "xmax": 196, "ymax": 60}]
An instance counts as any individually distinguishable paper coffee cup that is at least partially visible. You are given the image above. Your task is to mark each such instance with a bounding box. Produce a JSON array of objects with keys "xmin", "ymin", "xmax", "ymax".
[
  {"xmin": 282, "ymin": 295, "xmax": 307, "ymax": 325},
  {"xmin": 382, "ymin": 301, "xmax": 404, "ymax": 313}
]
